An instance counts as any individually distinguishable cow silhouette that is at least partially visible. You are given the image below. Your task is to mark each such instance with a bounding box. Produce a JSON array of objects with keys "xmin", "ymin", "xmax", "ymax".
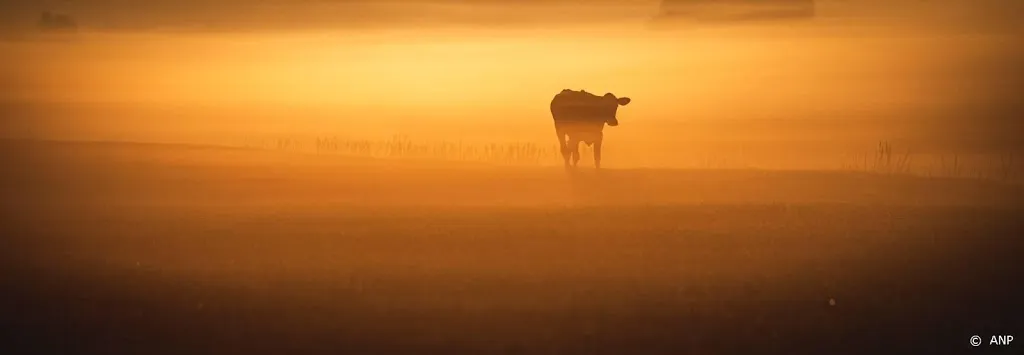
[{"xmin": 550, "ymin": 89, "xmax": 631, "ymax": 169}]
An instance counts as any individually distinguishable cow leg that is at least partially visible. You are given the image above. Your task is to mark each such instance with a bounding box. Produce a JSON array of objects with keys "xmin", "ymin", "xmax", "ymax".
[
  {"xmin": 555, "ymin": 129, "xmax": 570, "ymax": 167},
  {"xmin": 568, "ymin": 137, "xmax": 581, "ymax": 167},
  {"xmin": 593, "ymin": 136, "xmax": 603, "ymax": 169}
]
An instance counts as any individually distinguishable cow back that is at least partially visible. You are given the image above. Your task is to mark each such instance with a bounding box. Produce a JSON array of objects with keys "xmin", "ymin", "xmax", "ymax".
[{"xmin": 550, "ymin": 90, "xmax": 615, "ymax": 124}]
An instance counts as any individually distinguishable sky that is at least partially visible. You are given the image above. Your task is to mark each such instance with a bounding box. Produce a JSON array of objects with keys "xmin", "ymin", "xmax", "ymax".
[
  {"xmin": 0, "ymin": 1, "xmax": 1020, "ymax": 33},
  {"xmin": 1, "ymin": 0, "xmax": 658, "ymax": 33},
  {"xmin": 0, "ymin": 0, "xmax": 1022, "ymax": 159}
]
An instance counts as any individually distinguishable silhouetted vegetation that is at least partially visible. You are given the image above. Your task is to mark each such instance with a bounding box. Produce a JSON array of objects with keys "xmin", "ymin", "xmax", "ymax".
[
  {"xmin": 872, "ymin": 140, "xmax": 912, "ymax": 175},
  {"xmin": 230, "ymin": 134, "xmax": 1024, "ymax": 183},
  {"xmin": 240, "ymin": 135, "xmax": 562, "ymax": 166}
]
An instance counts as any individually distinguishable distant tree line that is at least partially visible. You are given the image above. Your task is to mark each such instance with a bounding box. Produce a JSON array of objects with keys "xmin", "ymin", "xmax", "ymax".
[{"xmin": 38, "ymin": 11, "xmax": 78, "ymax": 32}]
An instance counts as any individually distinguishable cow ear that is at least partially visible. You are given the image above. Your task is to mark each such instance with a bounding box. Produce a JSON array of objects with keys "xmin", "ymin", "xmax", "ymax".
[{"xmin": 617, "ymin": 97, "xmax": 631, "ymax": 106}]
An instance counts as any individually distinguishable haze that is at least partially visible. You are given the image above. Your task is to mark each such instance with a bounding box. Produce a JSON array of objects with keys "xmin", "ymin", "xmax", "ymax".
[
  {"xmin": 3, "ymin": 2, "xmax": 1024, "ymax": 354},
  {"xmin": 1, "ymin": 1, "xmax": 1021, "ymax": 171}
]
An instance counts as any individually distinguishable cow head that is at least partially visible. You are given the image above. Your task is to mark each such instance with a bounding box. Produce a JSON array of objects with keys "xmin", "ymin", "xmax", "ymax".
[{"xmin": 603, "ymin": 93, "xmax": 631, "ymax": 127}]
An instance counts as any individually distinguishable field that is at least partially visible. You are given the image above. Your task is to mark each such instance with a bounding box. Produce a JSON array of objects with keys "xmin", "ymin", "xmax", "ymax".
[{"xmin": 1, "ymin": 139, "xmax": 1022, "ymax": 354}]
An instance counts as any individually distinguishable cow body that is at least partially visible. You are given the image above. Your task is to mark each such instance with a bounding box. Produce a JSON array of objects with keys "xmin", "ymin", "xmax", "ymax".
[{"xmin": 550, "ymin": 89, "xmax": 631, "ymax": 168}]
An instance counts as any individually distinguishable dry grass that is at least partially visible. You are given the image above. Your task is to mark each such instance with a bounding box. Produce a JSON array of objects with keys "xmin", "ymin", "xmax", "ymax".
[
  {"xmin": 237, "ymin": 135, "xmax": 1023, "ymax": 183},
  {"xmin": 239, "ymin": 135, "xmax": 562, "ymax": 166},
  {"xmin": 3, "ymin": 139, "xmax": 1022, "ymax": 355}
]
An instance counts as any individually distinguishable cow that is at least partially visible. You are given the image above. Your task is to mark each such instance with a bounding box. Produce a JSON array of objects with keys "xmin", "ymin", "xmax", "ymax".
[{"xmin": 550, "ymin": 89, "xmax": 631, "ymax": 169}]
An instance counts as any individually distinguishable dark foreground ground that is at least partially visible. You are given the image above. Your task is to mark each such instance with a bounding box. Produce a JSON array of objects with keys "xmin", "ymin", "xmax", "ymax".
[{"xmin": 1, "ymin": 140, "xmax": 1022, "ymax": 354}]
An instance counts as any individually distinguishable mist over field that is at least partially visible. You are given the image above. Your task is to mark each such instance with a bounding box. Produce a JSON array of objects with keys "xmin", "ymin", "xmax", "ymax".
[
  {"xmin": 2, "ymin": 1, "xmax": 1023, "ymax": 354},
  {"xmin": 3, "ymin": 1, "xmax": 1023, "ymax": 170}
]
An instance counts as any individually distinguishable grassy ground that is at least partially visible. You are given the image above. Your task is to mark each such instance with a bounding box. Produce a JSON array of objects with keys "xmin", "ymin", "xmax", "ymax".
[{"xmin": 2, "ymin": 140, "xmax": 1022, "ymax": 354}]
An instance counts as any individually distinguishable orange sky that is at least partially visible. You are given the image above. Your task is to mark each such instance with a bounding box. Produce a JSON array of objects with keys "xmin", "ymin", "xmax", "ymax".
[
  {"xmin": 1, "ymin": 1, "xmax": 1021, "ymax": 155},
  {"xmin": 5, "ymin": 24, "xmax": 1017, "ymax": 110}
]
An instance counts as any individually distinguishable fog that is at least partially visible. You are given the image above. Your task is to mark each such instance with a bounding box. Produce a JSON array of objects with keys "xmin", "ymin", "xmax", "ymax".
[
  {"xmin": 3, "ymin": 3, "xmax": 1024, "ymax": 354},
  {"xmin": 2, "ymin": 0, "xmax": 1022, "ymax": 170}
]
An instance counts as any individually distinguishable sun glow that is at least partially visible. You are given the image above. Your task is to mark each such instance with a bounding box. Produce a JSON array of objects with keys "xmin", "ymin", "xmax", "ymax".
[
  {"xmin": 7, "ymin": 25, "xmax": 715, "ymax": 115},
  {"xmin": 5, "ymin": 17, "xmax": 1020, "ymax": 151}
]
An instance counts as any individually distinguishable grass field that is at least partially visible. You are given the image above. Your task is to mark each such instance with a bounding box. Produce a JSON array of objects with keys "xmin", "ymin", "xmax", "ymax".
[{"xmin": 2, "ymin": 139, "xmax": 1022, "ymax": 354}]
